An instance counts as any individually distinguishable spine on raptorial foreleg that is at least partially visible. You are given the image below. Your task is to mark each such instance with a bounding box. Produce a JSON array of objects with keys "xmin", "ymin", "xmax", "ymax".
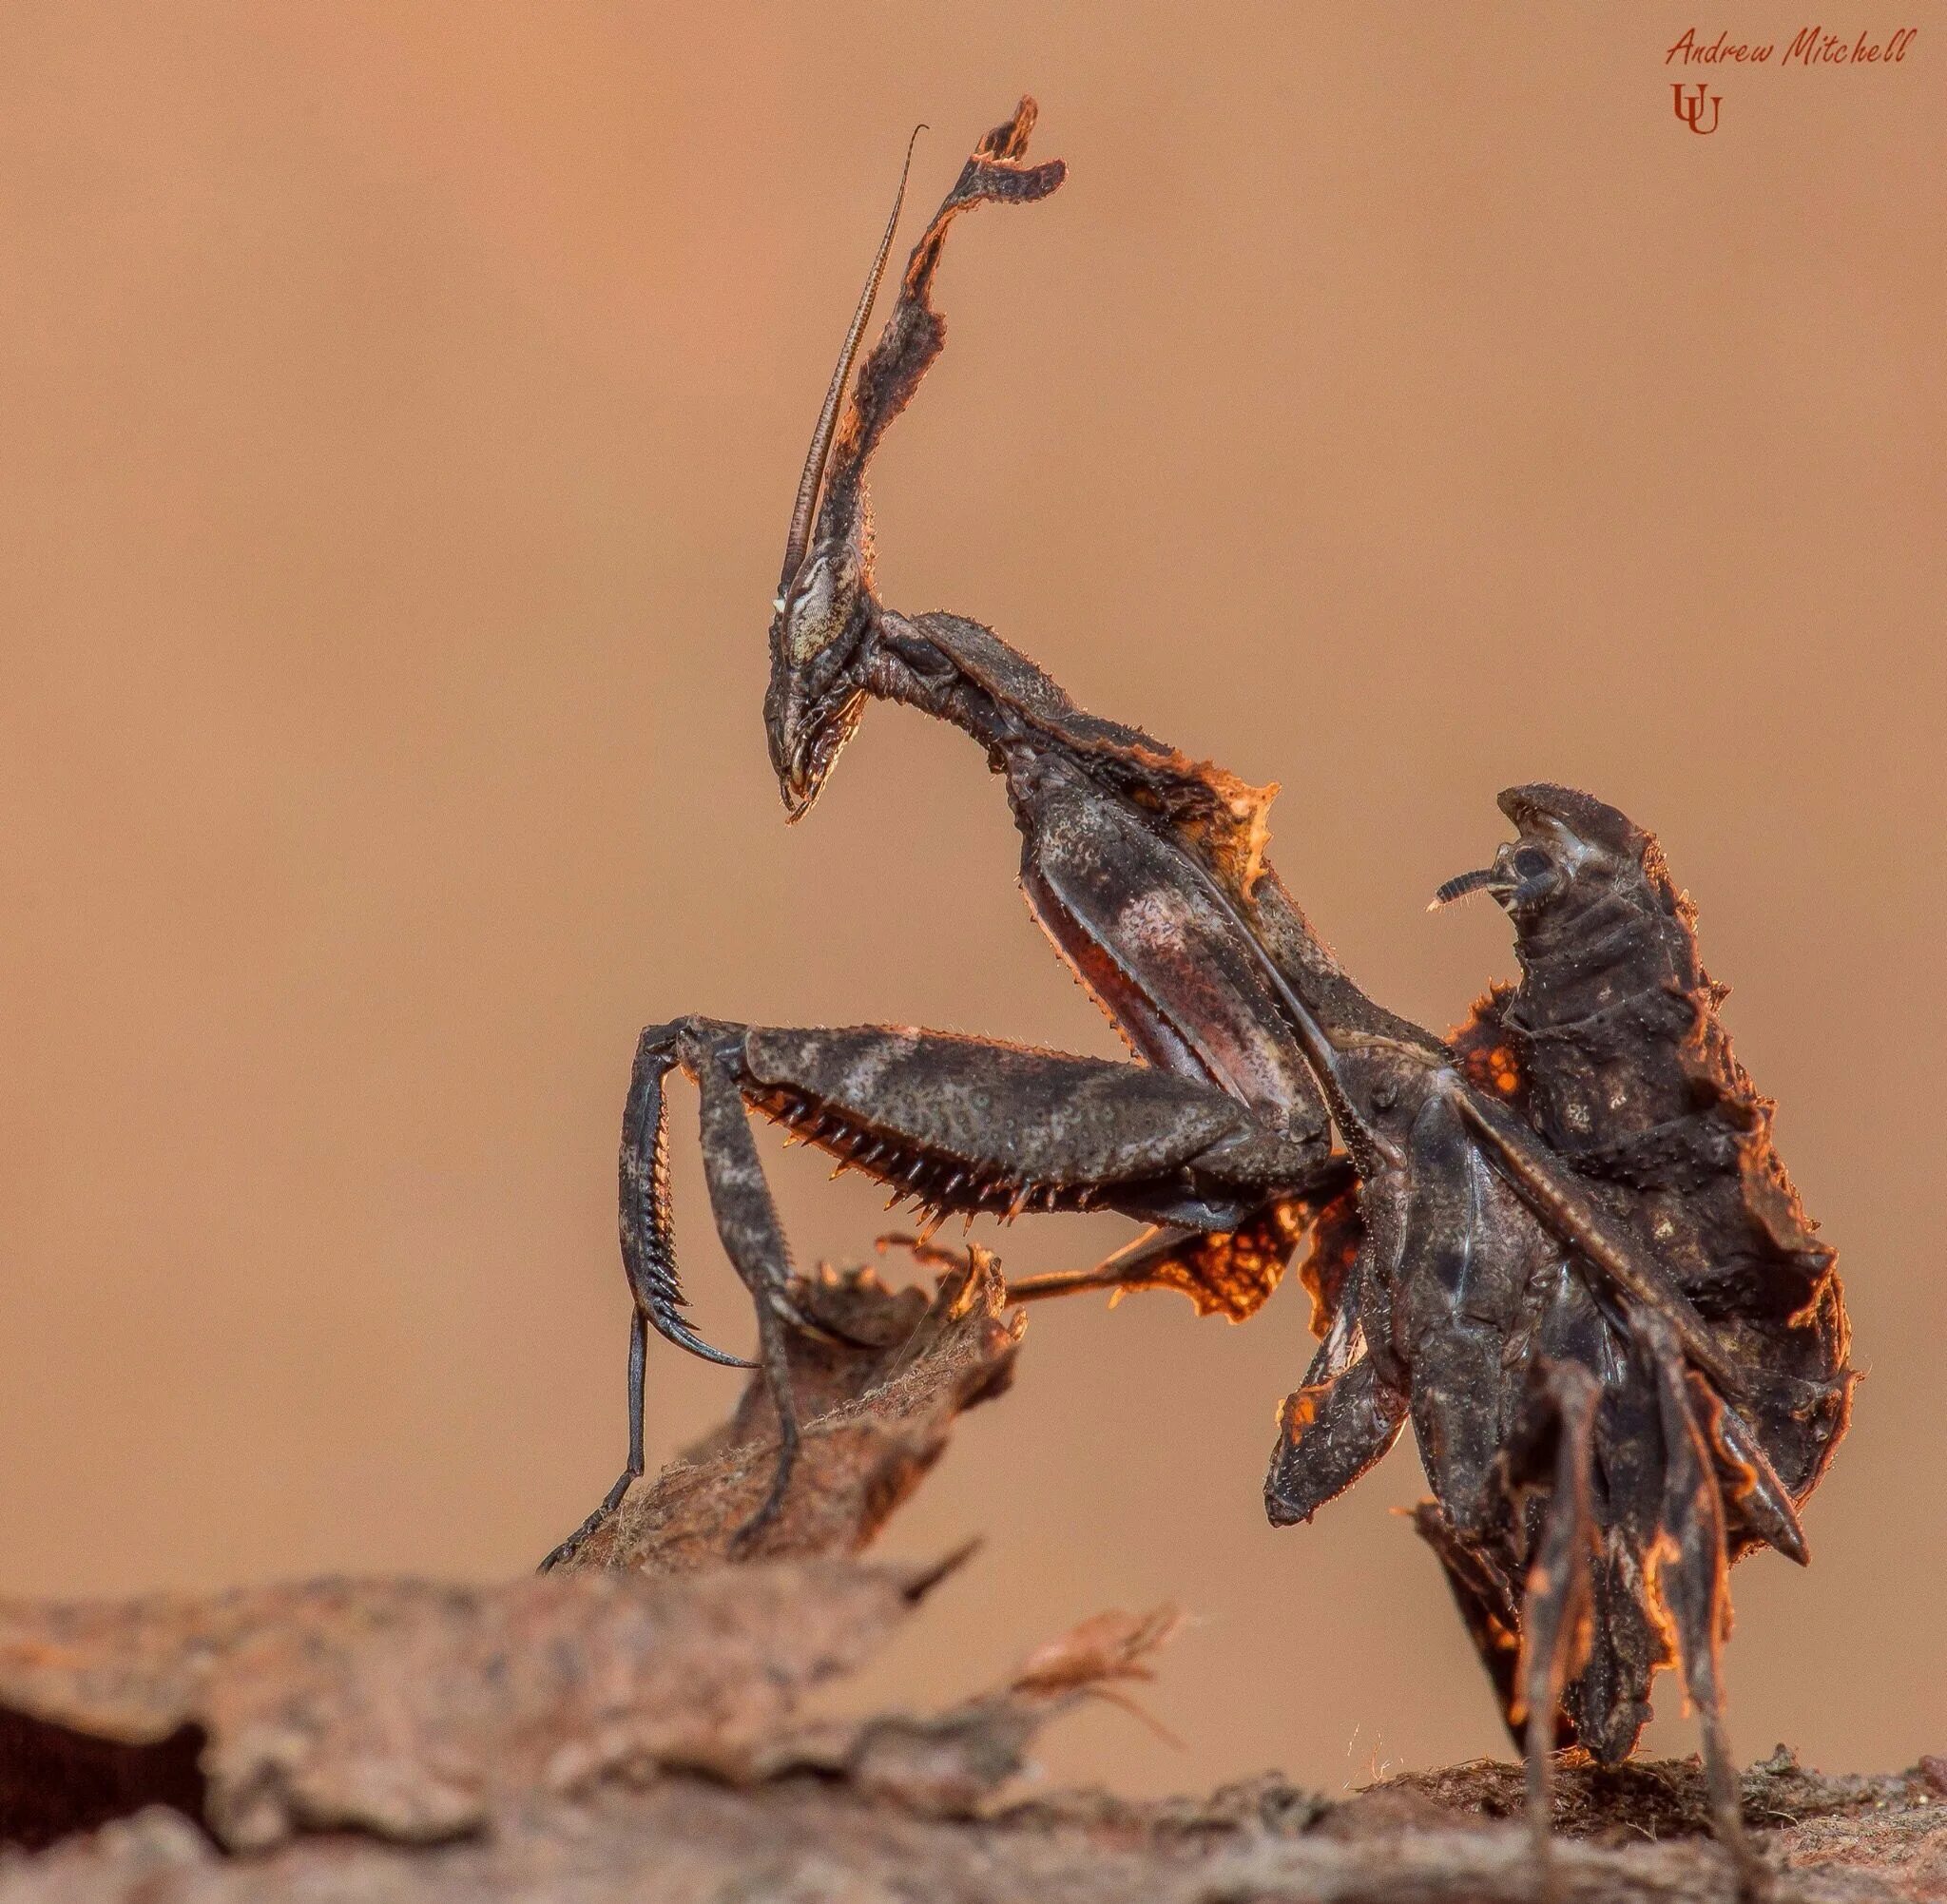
[{"xmin": 620, "ymin": 1023, "xmax": 751, "ymax": 1368}]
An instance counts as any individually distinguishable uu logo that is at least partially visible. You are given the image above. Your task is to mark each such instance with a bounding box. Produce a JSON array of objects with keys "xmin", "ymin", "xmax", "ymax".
[{"xmin": 1672, "ymin": 82, "xmax": 1723, "ymax": 134}]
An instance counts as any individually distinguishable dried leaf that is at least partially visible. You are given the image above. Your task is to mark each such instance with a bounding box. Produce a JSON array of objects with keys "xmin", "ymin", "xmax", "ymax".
[
  {"xmin": 553, "ymin": 1247, "xmax": 1022, "ymax": 1574},
  {"xmin": 1010, "ymin": 1605, "xmax": 1184, "ymax": 1697}
]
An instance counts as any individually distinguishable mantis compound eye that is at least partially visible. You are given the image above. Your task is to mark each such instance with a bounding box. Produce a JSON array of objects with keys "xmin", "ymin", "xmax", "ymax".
[
  {"xmin": 1494, "ymin": 837, "xmax": 1578, "ymax": 918},
  {"xmin": 1429, "ymin": 842, "xmax": 1564, "ymax": 914},
  {"xmin": 778, "ymin": 548, "xmax": 860, "ymax": 664}
]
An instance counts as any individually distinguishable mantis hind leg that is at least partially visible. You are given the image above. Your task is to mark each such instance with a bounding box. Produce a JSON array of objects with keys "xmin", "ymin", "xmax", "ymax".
[
  {"xmin": 1502, "ymin": 1360, "xmax": 1602, "ymax": 1899},
  {"xmin": 1638, "ymin": 1316, "xmax": 1765, "ymax": 1894},
  {"xmin": 1405, "ymin": 1359, "xmax": 1603, "ymax": 1901}
]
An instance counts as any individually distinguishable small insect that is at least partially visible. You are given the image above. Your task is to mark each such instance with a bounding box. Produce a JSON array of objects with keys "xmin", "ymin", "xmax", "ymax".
[{"xmin": 549, "ymin": 100, "xmax": 1852, "ymax": 1889}]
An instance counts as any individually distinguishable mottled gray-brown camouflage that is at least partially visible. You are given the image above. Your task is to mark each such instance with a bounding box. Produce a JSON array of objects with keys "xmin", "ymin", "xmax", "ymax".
[{"xmin": 552, "ymin": 96, "xmax": 1852, "ymax": 1893}]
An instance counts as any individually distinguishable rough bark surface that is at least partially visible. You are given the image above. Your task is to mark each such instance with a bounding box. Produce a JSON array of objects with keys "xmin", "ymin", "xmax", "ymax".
[
  {"xmin": 0, "ymin": 1254, "xmax": 1935, "ymax": 1900},
  {"xmin": 3, "ymin": 1751, "xmax": 1940, "ymax": 1902}
]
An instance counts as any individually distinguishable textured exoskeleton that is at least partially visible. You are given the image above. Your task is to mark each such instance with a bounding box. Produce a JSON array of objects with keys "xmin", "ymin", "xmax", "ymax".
[
  {"xmin": 560, "ymin": 97, "xmax": 1851, "ymax": 1891},
  {"xmin": 1441, "ymin": 783, "xmax": 1850, "ymax": 1516},
  {"xmin": 1421, "ymin": 785, "xmax": 1854, "ymax": 1777},
  {"xmin": 541, "ymin": 1010, "xmax": 1333, "ymax": 1550},
  {"xmin": 544, "ymin": 99, "xmax": 1354, "ymax": 1573}
]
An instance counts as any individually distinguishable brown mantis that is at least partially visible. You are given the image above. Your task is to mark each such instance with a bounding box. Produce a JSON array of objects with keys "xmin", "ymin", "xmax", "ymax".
[{"xmin": 549, "ymin": 98, "xmax": 1853, "ymax": 1892}]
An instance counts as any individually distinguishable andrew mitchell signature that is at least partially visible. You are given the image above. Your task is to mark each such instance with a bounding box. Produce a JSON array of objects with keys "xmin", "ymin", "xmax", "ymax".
[{"xmin": 1665, "ymin": 25, "xmax": 1918, "ymax": 132}]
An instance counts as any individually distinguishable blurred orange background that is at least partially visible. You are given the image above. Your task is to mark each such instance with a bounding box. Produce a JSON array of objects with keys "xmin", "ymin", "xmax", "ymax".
[{"xmin": 0, "ymin": 3, "xmax": 1939, "ymax": 1797}]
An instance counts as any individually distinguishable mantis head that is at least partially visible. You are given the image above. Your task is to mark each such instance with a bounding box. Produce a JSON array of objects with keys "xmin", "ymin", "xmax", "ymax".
[
  {"xmin": 761, "ymin": 100, "xmax": 1065, "ymax": 818},
  {"xmin": 1431, "ymin": 783, "xmax": 1668, "ymax": 928}
]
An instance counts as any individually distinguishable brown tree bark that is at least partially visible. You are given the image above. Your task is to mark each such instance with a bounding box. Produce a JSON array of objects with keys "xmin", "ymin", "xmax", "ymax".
[{"xmin": 0, "ymin": 1251, "xmax": 1938, "ymax": 1901}]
